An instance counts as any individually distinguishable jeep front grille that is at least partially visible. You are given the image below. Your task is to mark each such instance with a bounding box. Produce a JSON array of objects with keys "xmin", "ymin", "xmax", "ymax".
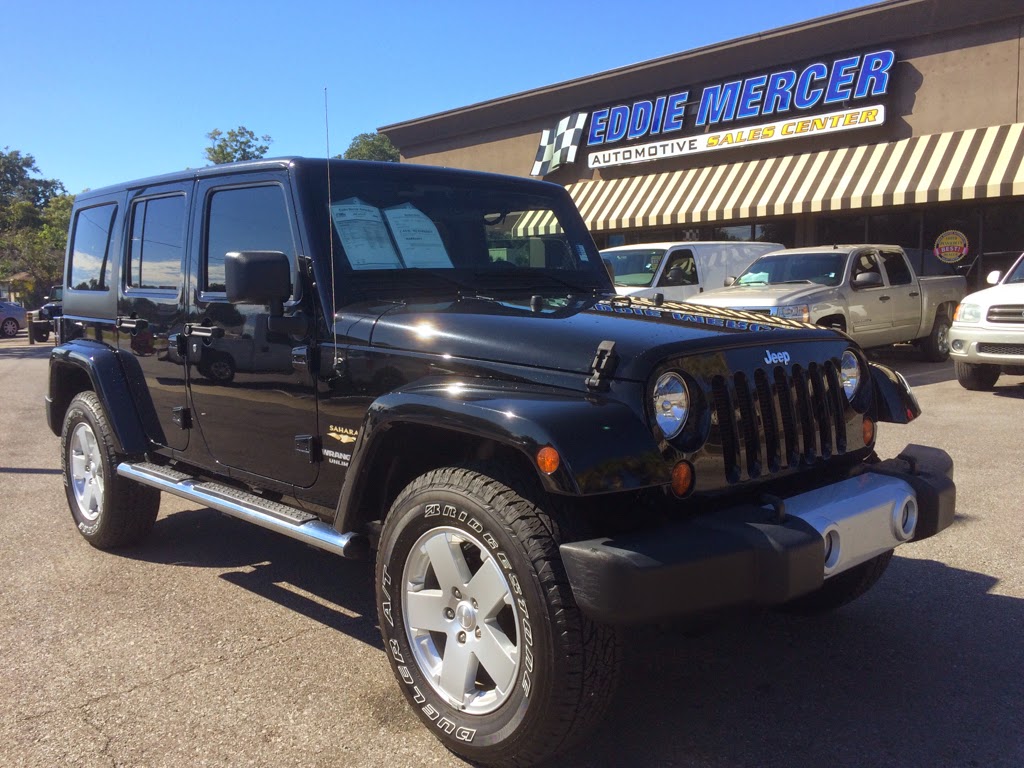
[{"xmin": 711, "ymin": 361, "xmax": 847, "ymax": 483}]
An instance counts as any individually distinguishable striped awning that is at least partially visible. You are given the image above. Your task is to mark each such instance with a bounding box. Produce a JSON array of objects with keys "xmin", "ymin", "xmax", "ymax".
[{"xmin": 520, "ymin": 122, "xmax": 1024, "ymax": 235}]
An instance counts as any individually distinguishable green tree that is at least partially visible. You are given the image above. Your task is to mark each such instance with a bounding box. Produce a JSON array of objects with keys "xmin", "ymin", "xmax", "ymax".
[
  {"xmin": 0, "ymin": 148, "xmax": 66, "ymax": 229},
  {"xmin": 204, "ymin": 126, "xmax": 273, "ymax": 165},
  {"xmin": 339, "ymin": 132, "xmax": 400, "ymax": 162}
]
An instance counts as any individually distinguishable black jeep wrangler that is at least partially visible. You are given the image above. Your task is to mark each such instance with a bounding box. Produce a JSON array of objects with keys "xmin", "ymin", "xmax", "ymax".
[{"xmin": 47, "ymin": 158, "xmax": 955, "ymax": 767}]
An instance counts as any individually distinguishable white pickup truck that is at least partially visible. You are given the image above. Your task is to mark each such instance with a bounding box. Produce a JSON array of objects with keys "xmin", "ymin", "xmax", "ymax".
[{"xmin": 691, "ymin": 244, "xmax": 966, "ymax": 361}]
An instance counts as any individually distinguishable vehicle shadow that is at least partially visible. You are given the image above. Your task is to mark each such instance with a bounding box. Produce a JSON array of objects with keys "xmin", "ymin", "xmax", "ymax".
[
  {"xmin": 992, "ymin": 381, "xmax": 1024, "ymax": 399},
  {"xmin": 866, "ymin": 347, "xmax": 956, "ymax": 387},
  {"xmin": 558, "ymin": 556, "xmax": 1024, "ymax": 767},
  {"xmin": 115, "ymin": 507, "xmax": 382, "ymax": 650}
]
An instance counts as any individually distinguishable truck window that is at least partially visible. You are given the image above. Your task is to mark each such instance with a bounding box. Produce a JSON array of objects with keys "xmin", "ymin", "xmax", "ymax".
[
  {"xmin": 658, "ymin": 250, "xmax": 697, "ymax": 287},
  {"xmin": 880, "ymin": 250, "xmax": 912, "ymax": 285},
  {"xmin": 128, "ymin": 195, "xmax": 186, "ymax": 291},
  {"xmin": 69, "ymin": 203, "xmax": 117, "ymax": 291},
  {"xmin": 204, "ymin": 185, "xmax": 295, "ymax": 293}
]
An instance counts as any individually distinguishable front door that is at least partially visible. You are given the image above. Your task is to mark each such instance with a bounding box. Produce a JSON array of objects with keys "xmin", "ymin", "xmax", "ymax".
[
  {"xmin": 117, "ymin": 182, "xmax": 191, "ymax": 451},
  {"xmin": 186, "ymin": 174, "xmax": 318, "ymax": 488}
]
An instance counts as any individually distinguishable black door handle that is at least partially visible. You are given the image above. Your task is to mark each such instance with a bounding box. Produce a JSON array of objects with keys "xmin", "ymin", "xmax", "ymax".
[
  {"xmin": 879, "ymin": 296, "xmax": 891, "ymax": 302},
  {"xmin": 909, "ymin": 291, "xmax": 920, "ymax": 297}
]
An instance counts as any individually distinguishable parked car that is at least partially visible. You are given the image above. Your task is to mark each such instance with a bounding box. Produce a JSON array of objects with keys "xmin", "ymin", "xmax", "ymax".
[
  {"xmin": 0, "ymin": 299, "xmax": 26, "ymax": 337},
  {"xmin": 46, "ymin": 159, "xmax": 956, "ymax": 767},
  {"xmin": 690, "ymin": 244, "xmax": 966, "ymax": 360},
  {"xmin": 601, "ymin": 241, "xmax": 781, "ymax": 302},
  {"xmin": 949, "ymin": 250, "xmax": 1024, "ymax": 389}
]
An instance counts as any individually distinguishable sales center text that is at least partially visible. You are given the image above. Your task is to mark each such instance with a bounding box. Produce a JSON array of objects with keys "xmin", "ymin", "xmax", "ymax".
[{"xmin": 585, "ymin": 50, "xmax": 893, "ymax": 167}]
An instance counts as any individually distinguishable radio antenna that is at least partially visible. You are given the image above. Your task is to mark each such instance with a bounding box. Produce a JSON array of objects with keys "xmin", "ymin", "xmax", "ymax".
[{"xmin": 325, "ymin": 87, "xmax": 340, "ymax": 368}]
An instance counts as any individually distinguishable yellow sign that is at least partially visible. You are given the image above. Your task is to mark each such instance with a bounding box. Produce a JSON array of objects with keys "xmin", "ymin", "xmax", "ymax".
[{"xmin": 933, "ymin": 230, "xmax": 969, "ymax": 263}]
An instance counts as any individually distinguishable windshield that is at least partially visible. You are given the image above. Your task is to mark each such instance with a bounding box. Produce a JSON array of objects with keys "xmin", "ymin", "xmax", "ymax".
[
  {"xmin": 736, "ymin": 252, "xmax": 846, "ymax": 287},
  {"xmin": 1005, "ymin": 254, "xmax": 1024, "ymax": 283},
  {"xmin": 313, "ymin": 169, "xmax": 607, "ymax": 300},
  {"xmin": 599, "ymin": 248, "xmax": 667, "ymax": 287}
]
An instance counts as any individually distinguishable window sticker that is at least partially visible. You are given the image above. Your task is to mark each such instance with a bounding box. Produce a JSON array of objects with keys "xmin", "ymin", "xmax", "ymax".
[
  {"xmin": 330, "ymin": 198, "xmax": 402, "ymax": 270},
  {"xmin": 382, "ymin": 203, "xmax": 453, "ymax": 268}
]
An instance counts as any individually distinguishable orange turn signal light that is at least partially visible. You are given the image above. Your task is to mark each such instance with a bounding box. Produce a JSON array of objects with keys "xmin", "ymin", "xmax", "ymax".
[
  {"xmin": 536, "ymin": 446, "xmax": 560, "ymax": 475},
  {"xmin": 862, "ymin": 417, "xmax": 875, "ymax": 445},
  {"xmin": 671, "ymin": 461, "xmax": 694, "ymax": 497}
]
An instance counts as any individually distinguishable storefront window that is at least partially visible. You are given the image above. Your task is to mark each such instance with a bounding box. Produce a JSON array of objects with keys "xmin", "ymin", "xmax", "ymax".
[
  {"xmin": 754, "ymin": 220, "xmax": 795, "ymax": 246},
  {"xmin": 817, "ymin": 215, "xmax": 866, "ymax": 245},
  {"xmin": 706, "ymin": 224, "xmax": 753, "ymax": 241},
  {"xmin": 869, "ymin": 210, "xmax": 923, "ymax": 273},
  {"xmin": 982, "ymin": 202, "xmax": 1024, "ymax": 252}
]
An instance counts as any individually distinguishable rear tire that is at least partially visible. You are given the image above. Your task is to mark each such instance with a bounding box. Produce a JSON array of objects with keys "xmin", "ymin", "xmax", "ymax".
[
  {"xmin": 780, "ymin": 550, "xmax": 894, "ymax": 615},
  {"xmin": 955, "ymin": 361, "xmax": 1001, "ymax": 390},
  {"xmin": 920, "ymin": 313, "xmax": 950, "ymax": 362},
  {"xmin": 61, "ymin": 392, "xmax": 160, "ymax": 548},
  {"xmin": 376, "ymin": 466, "xmax": 620, "ymax": 767},
  {"xmin": 1, "ymin": 317, "xmax": 18, "ymax": 337}
]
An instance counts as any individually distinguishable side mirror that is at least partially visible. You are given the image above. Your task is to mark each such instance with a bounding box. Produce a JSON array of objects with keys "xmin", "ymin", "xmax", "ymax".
[
  {"xmin": 226, "ymin": 251, "xmax": 308, "ymax": 336},
  {"xmin": 225, "ymin": 251, "xmax": 291, "ymax": 312},
  {"xmin": 986, "ymin": 270, "xmax": 1002, "ymax": 285},
  {"xmin": 852, "ymin": 271, "xmax": 883, "ymax": 289},
  {"xmin": 724, "ymin": 276, "xmax": 736, "ymax": 287}
]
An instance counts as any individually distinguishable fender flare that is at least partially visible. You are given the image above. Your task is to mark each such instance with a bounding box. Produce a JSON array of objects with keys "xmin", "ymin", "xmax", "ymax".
[
  {"xmin": 334, "ymin": 380, "xmax": 668, "ymax": 532},
  {"xmin": 869, "ymin": 361, "xmax": 921, "ymax": 424},
  {"xmin": 48, "ymin": 342, "xmax": 152, "ymax": 455}
]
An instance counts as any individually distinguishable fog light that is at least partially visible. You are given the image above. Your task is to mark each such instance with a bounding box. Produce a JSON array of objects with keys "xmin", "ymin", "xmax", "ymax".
[
  {"xmin": 951, "ymin": 339, "xmax": 964, "ymax": 352},
  {"xmin": 862, "ymin": 417, "xmax": 875, "ymax": 445},
  {"xmin": 823, "ymin": 528, "xmax": 841, "ymax": 573},
  {"xmin": 536, "ymin": 446, "xmax": 560, "ymax": 474},
  {"xmin": 892, "ymin": 497, "xmax": 918, "ymax": 541},
  {"xmin": 670, "ymin": 461, "xmax": 694, "ymax": 497}
]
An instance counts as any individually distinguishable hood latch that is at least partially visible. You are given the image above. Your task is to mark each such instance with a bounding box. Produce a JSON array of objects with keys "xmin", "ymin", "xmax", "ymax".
[{"xmin": 585, "ymin": 340, "xmax": 619, "ymax": 392}]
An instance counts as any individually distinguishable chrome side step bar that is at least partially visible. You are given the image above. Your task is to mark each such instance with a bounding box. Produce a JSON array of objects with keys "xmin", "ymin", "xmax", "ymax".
[{"xmin": 117, "ymin": 461, "xmax": 366, "ymax": 558}]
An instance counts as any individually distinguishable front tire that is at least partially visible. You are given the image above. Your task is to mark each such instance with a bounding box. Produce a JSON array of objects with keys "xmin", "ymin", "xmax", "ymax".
[
  {"xmin": 61, "ymin": 392, "xmax": 160, "ymax": 548},
  {"xmin": 955, "ymin": 361, "xmax": 1001, "ymax": 390},
  {"xmin": 1, "ymin": 317, "xmax": 18, "ymax": 337},
  {"xmin": 376, "ymin": 467, "xmax": 619, "ymax": 767}
]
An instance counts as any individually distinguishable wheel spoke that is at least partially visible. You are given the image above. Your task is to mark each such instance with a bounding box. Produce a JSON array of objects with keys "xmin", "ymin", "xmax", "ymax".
[
  {"xmin": 71, "ymin": 452, "xmax": 86, "ymax": 479},
  {"xmin": 466, "ymin": 556, "xmax": 510, "ymax": 619},
  {"xmin": 423, "ymin": 534, "xmax": 471, "ymax": 595},
  {"xmin": 439, "ymin": 637, "xmax": 477, "ymax": 705},
  {"xmin": 405, "ymin": 589, "xmax": 451, "ymax": 633},
  {"xmin": 475, "ymin": 623, "xmax": 518, "ymax": 692},
  {"xmin": 80, "ymin": 481, "xmax": 95, "ymax": 512}
]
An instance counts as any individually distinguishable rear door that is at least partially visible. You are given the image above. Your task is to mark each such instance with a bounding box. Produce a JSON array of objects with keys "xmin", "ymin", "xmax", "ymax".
[
  {"xmin": 879, "ymin": 249, "xmax": 920, "ymax": 339},
  {"xmin": 117, "ymin": 182, "xmax": 192, "ymax": 450},
  {"xmin": 186, "ymin": 173, "xmax": 319, "ymax": 488}
]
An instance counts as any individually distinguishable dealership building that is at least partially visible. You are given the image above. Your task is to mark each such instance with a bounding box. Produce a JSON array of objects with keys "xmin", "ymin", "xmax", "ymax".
[{"xmin": 380, "ymin": 0, "xmax": 1024, "ymax": 280}]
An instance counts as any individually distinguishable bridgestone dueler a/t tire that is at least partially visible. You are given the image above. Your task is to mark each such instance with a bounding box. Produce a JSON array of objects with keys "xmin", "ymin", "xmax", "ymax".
[
  {"xmin": 61, "ymin": 392, "xmax": 160, "ymax": 549},
  {"xmin": 376, "ymin": 467, "xmax": 620, "ymax": 767},
  {"xmin": 780, "ymin": 550, "xmax": 894, "ymax": 615}
]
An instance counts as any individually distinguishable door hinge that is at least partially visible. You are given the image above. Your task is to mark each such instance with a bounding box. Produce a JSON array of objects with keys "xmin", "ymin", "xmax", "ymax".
[
  {"xmin": 171, "ymin": 406, "xmax": 191, "ymax": 430},
  {"xmin": 294, "ymin": 435, "xmax": 320, "ymax": 463}
]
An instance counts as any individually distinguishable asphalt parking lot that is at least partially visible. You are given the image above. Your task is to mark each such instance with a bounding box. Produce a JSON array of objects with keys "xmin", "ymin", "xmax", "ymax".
[{"xmin": 1, "ymin": 331, "xmax": 1022, "ymax": 768}]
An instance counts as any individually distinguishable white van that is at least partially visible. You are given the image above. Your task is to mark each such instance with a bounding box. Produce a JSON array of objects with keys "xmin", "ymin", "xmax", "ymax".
[{"xmin": 600, "ymin": 241, "xmax": 783, "ymax": 302}]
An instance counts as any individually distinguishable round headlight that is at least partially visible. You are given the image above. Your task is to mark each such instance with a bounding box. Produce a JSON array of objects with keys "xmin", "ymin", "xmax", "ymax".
[
  {"xmin": 653, "ymin": 372, "xmax": 689, "ymax": 439},
  {"xmin": 840, "ymin": 349, "xmax": 861, "ymax": 400}
]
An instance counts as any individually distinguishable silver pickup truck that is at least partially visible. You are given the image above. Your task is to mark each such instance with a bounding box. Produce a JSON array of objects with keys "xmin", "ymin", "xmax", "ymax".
[{"xmin": 691, "ymin": 244, "xmax": 966, "ymax": 361}]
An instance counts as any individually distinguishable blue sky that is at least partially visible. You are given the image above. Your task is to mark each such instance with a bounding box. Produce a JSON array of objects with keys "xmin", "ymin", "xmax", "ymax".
[{"xmin": 5, "ymin": 0, "xmax": 874, "ymax": 195}]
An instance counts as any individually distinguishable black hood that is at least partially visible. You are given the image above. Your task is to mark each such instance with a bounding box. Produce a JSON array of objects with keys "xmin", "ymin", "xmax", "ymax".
[{"xmin": 366, "ymin": 296, "xmax": 840, "ymax": 381}]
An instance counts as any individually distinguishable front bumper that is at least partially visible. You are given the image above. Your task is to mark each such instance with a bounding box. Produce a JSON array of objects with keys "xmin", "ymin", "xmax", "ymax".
[
  {"xmin": 948, "ymin": 323, "xmax": 1024, "ymax": 365},
  {"xmin": 559, "ymin": 443, "xmax": 955, "ymax": 624}
]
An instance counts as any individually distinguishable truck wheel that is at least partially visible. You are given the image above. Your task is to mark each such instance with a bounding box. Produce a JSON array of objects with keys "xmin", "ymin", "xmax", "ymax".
[
  {"xmin": 955, "ymin": 361, "xmax": 1001, "ymax": 390},
  {"xmin": 32, "ymin": 325, "xmax": 50, "ymax": 343},
  {"xmin": 780, "ymin": 550, "xmax": 894, "ymax": 615},
  {"xmin": 376, "ymin": 467, "xmax": 620, "ymax": 766},
  {"xmin": 198, "ymin": 351, "xmax": 235, "ymax": 383},
  {"xmin": 61, "ymin": 392, "xmax": 160, "ymax": 549},
  {"xmin": 920, "ymin": 314, "xmax": 950, "ymax": 362}
]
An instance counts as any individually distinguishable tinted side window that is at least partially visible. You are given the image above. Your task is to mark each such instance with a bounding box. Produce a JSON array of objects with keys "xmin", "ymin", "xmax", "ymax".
[
  {"xmin": 205, "ymin": 185, "xmax": 294, "ymax": 293},
  {"xmin": 880, "ymin": 250, "xmax": 913, "ymax": 285},
  {"xmin": 128, "ymin": 195, "xmax": 186, "ymax": 290},
  {"xmin": 69, "ymin": 203, "xmax": 117, "ymax": 291}
]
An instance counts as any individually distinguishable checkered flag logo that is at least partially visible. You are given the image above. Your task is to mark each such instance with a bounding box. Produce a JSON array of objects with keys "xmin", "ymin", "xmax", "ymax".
[{"xmin": 531, "ymin": 112, "xmax": 588, "ymax": 176}]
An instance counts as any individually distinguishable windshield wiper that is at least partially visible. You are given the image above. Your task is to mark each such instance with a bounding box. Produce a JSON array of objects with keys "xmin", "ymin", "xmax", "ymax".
[
  {"xmin": 473, "ymin": 268, "xmax": 596, "ymax": 295},
  {"xmin": 779, "ymin": 279, "xmax": 813, "ymax": 284}
]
